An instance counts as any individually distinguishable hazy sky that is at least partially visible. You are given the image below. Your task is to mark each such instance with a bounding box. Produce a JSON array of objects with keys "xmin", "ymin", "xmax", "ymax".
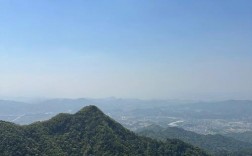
[{"xmin": 0, "ymin": 0, "xmax": 252, "ymax": 100}]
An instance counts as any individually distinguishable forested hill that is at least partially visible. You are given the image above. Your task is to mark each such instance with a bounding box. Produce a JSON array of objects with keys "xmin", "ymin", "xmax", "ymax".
[
  {"xmin": 137, "ymin": 125, "xmax": 252, "ymax": 156},
  {"xmin": 0, "ymin": 105, "xmax": 208, "ymax": 156}
]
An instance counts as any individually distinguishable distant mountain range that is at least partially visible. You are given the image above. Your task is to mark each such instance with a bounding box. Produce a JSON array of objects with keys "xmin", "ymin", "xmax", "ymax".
[
  {"xmin": 1, "ymin": 98, "xmax": 252, "ymax": 134},
  {"xmin": 0, "ymin": 105, "xmax": 208, "ymax": 156},
  {"xmin": 137, "ymin": 125, "xmax": 252, "ymax": 156},
  {"xmin": 1, "ymin": 98, "xmax": 252, "ymax": 119}
]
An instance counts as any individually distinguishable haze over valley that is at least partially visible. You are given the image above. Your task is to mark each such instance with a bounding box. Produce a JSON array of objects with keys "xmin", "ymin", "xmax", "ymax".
[{"xmin": 1, "ymin": 98, "xmax": 252, "ymax": 135}]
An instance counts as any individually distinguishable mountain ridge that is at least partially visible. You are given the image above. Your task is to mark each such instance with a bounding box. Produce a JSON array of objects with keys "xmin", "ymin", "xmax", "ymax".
[{"xmin": 0, "ymin": 105, "xmax": 208, "ymax": 156}]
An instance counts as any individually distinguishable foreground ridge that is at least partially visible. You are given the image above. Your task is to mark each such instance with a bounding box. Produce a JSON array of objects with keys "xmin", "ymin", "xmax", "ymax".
[{"xmin": 0, "ymin": 105, "xmax": 209, "ymax": 156}]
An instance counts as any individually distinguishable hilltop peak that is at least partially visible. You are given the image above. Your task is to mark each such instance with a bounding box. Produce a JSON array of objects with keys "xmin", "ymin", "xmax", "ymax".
[{"xmin": 75, "ymin": 105, "xmax": 103, "ymax": 115}]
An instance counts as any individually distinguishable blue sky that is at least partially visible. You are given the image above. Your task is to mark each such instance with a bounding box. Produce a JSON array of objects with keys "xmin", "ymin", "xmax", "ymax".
[{"xmin": 0, "ymin": 0, "xmax": 252, "ymax": 100}]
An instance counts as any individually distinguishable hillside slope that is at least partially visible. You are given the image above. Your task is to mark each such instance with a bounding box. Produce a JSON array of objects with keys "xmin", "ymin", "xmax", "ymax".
[{"xmin": 137, "ymin": 125, "xmax": 252, "ymax": 156}]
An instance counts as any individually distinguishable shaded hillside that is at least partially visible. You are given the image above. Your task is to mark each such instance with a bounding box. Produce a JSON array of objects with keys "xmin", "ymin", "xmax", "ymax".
[
  {"xmin": 224, "ymin": 131, "xmax": 252, "ymax": 144},
  {"xmin": 0, "ymin": 106, "xmax": 208, "ymax": 156},
  {"xmin": 137, "ymin": 125, "xmax": 252, "ymax": 156}
]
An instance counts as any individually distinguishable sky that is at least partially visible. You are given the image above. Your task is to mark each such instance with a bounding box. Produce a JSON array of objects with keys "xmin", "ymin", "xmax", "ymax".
[{"xmin": 0, "ymin": 0, "xmax": 252, "ymax": 100}]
